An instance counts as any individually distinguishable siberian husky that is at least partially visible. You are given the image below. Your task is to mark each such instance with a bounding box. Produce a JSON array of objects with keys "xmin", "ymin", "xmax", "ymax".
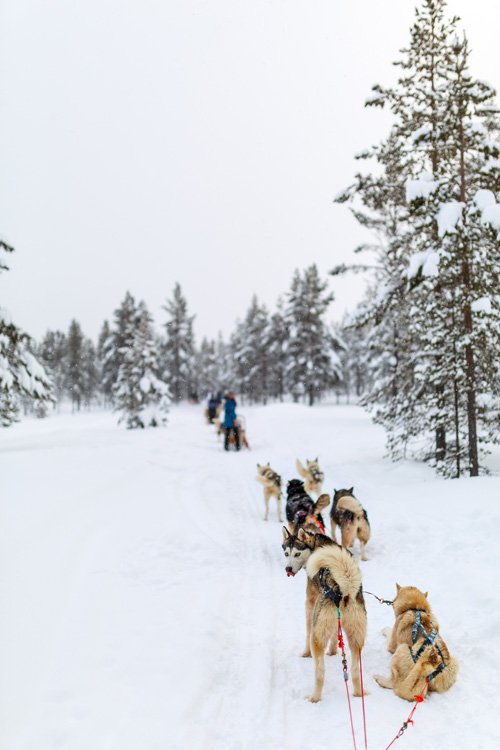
[
  {"xmin": 330, "ymin": 487, "xmax": 370, "ymax": 561},
  {"xmin": 374, "ymin": 584, "xmax": 458, "ymax": 701},
  {"xmin": 306, "ymin": 544, "xmax": 367, "ymax": 702},
  {"xmin": 296, "ymin": 458, "xmax": 324, "ymax": 496},
  {"xmin": 256, "ymin": 463, "xmax": 282, "ymax": 521},
  {"xmin": 282, "ymin": 526, "xmax": 337, "ymax": 657}
]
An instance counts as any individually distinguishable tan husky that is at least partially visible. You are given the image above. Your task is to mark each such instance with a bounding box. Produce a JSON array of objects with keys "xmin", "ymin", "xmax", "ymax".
[
  {"xmin": 296, "ymin": 458, "xmax": 324, "ymax": 496},
  {"xmin": 256, "ymin": 463, "xmax": 282, "ymax": 521},
  {"xmin": 330, "ymin": 488, "xmax": 370, "ymax": 561},
  {"xmin": 374, "ymin": 584, "xmax": 458, "ymax": 701},
  {"xmin": 306, "ymin": 544, "xmax": 367, "ymax": 702}
]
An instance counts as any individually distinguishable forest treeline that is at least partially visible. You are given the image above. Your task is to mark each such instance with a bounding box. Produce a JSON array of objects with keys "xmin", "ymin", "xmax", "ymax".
[{"xmin": 1, "ymin": 1, "xmax": 499, "ymax": 476}]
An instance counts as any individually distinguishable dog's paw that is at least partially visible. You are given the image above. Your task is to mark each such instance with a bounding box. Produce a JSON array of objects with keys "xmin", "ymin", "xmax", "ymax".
[
  {"xmin": 381, "ymin": 627, "xmax": 392, "ymax": 639},
  {"xmin": 373, "ymin": 674, "xmax": 391, "ymax": 689},
  {"xmin": 301, "ymin": 650, "xmax": 312, "ymax": 658},
  {"xmin": 307, "ymin": 694, "xmax": 321, "ymax": 703},
  {"xmin": 354, "ymin": 688, "xmax": 370, "ymax": 697}
]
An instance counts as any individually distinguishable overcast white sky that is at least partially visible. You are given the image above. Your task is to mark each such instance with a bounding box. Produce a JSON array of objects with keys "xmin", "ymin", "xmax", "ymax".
[{"xmin": 1, "ymin": 0, "xmax": 499, "ymax": 342}]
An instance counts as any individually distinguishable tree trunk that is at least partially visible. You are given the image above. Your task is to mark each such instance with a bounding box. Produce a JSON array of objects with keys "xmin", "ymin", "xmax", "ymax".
[{"xmin": 458, "ymin": 92, "xmax": 479, "ymax": 477}]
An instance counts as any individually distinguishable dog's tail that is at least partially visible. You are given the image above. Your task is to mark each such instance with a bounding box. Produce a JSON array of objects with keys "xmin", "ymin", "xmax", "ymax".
[
  {"xmin": 314, "ymin": 493, "xmax": 330, "ymax": 515},
  {"xmin": 296, "ymin": 458, "xmax": 307, "ymax": 478},
  {"xmin": 306, "ymin": 545, "xmax": 362, "ymax": 599}
]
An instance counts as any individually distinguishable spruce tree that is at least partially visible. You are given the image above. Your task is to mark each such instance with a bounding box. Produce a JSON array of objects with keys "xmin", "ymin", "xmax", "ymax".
[
  {"xmin": 0, "ymin": 239, "xmax": 52, "ymax": 425},
  {"xmin": 65, "ymin": 320, "xmax": 85, "ymax": 411},
  {"xmin": 101, "ymin": 292, "xmax": 138, "ymax": 403},
  {"xmin": 97, "ymin": 320, "xmax": 113, "ymax": 406},
  {"xmin": 267, "ymin": 298, "xmax": 289, "ymax": 402},
  {"xmin": 233, "ymin": 296, "xmax": 270, "ymax": 404},
  {"xmin": 113, "ymin": 301, "xmax": 170, "ymax": 428},
  {"xmin": 37, "ymin": 330, "xmax": 67, "ymax": 405},
  {"xmin": 162, "ymin": 283, "xmax": 195, "ymax": 402},
  {"xmin": 196, "ymin": 337, "xmax": 220, "ymax": 399},
  {"xmin": 285, "ymin": 265, "xmax": 341, "ymax": 405},
  {"xmin": 337, "ymin": 0, "xmax": 500, "ymax": 475},
  {"xmin": 81, "ymin": 338, "xmax": 99, "ymax": 408}
]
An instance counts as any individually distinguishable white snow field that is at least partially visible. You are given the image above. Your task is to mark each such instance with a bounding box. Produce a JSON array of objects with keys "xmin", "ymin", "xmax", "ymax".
[{"xmin": 1, "ymin": 403, "xmax": 499, "ymax": 750}]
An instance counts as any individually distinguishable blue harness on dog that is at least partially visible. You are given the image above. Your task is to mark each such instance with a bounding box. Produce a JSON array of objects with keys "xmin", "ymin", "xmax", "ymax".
[
  {"xmin": 411, "ymin": 610, "xmax": 446, "ymax": 682},
  {"xmin": 318, "ymin": 567, "xmax": 343, "ymax": 607}
]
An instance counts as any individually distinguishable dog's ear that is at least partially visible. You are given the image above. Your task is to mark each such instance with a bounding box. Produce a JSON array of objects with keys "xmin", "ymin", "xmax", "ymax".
[
  {"xmin": 257, "ymin": 463, "xmax": 261, "ymax": 469},
  {"xmin": 282, "ymin": 526, "xmax": 291, "ymax": 542},
  {"xmin": 315, "ymin": 457, "xmax": 318, "ymax": 463},
  {"xmin": 424, "ymin": 591, "xmax": 428, "ymax": 598},
  {"xmin": 396, "ymin": 583, "xmax": 401, "ymax": 592},
  {"xmin": 297, "ymin": 527, "xmax": 309, "ymax": 542},
  {"xmin": 267, "ymin": 462, "xmax": 270, "ymax": 467},
  {"xmin": 348, "ymin": 487, "xmax": 354, "ymax": 494}
]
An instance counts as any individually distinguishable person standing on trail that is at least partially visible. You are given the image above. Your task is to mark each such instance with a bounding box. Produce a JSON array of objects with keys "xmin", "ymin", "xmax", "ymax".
[{"xmin": 223, "ymin": 392, "xmax": 240, "ymax": 451}]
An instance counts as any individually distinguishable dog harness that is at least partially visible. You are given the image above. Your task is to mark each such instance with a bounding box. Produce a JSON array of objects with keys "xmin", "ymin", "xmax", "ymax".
[
  {"xmin": 411, "ymin": 610, "xmax": 446, "ymax": 682},
  {"xmin": 266, "ymin": 470, "xmax": 281, "ymax": 488},
  {"xmin": 318, "ymin": 567, "xmax": 343, "ymax": 607}
]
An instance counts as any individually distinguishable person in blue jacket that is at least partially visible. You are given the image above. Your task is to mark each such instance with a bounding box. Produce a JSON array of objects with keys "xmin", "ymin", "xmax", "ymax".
[{"xmin": 223, "ymin": 392, "xmax": 240, "ymax": 451}]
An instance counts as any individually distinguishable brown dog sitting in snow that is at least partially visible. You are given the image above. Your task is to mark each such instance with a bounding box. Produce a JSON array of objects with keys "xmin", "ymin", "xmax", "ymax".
[{"xmin": 374, "ymin": 584, "xmax": 458, "ymax": 701}]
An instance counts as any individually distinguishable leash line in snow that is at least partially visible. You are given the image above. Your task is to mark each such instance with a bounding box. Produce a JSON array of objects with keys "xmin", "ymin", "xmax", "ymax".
[
  {"xmin": 364, "ymin": 590, "xmax": 394, "ymax": 606},
  {"xmin": 384, "ymin": 678, "xmax": 429, "ymax": 750},
  {"xmin": 359, "ymin": 648, "xmax": 368, "ymax": 750},
  {"xmin": 337, "ymin": 607, "xmax": 358, "ymax": 750}
]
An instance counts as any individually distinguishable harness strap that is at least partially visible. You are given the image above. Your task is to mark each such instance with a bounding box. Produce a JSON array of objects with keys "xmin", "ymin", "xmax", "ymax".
[
  {"xmin": 411, "ymin": 610, "xmax": 446, "ymax": 682},
  {"xmin": 319, "ymin": 568, "xmax": 343, "ymax": 606}
]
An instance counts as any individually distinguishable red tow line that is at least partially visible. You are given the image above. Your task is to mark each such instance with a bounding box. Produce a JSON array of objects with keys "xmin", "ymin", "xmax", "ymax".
[
  {"xmin": 384, "ymin": 679, "xmax": 429, "ymax": 750},
  {"xmin": 336, "ymin": 609, "xmax": 369, "ymax": 750}
]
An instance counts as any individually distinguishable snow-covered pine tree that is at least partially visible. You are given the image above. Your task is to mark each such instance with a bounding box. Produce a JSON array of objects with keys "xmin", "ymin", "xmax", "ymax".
[
  {"xmin": 337, "ymin": 0, "xmax": 500, "ymax": 475},
  {"xmin": 267, "ymin": 297, "xmax": 289, "ymax": 402},
  {"xmin": 285, "ymin": 265, "xmax": 341, "ymax": 405},
  {"xmin": 162, "ymin": 283, "xmax": 195, "ymax": 402},
  {"xmin": 113, "ymin": 301, "xmax": 170, "ymax": 428},
  {"xmin": 334, "ymin": 127, "xmax": 419, "ymax": 449},
  {"xmin": 65, "ymin": 320, "xmax": 86, "ymax": 411},
  {"xmin": 37, "ymin": 329, "xmax": 67, "ymax": 405},
  {"xmin": 81, "ymin": 338, "xmax": 99, "ymax": 408},
  {"xmin": 195, "ymin": 337, "xmax": 220, "ymax": 399},
  {"xmin": 215, "ymin": 332, "xmax": 233, "ymax": 393},
  {"xmin": 333, "ymin": 315, "xmax": 367, "ymax": 403},
  {"xmin": 100, "ymin": 292, "xmax": 138, "ymax": 403},
  {"xmin": 97, "ymin": 320, "xmax": 113, "ymax": 406},
  {"xmin": 232, "ymin": 296, "xmax": 270, "ymax": 404},
  {"xmin": 0, "ymin": 239, "xmax": 52, "ymax": 425}
]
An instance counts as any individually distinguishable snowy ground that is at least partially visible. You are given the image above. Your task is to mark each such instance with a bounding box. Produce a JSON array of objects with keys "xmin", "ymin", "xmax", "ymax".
[{"xmin": 1, "ymin": 403, "xmax": 499, "ymax": 750}]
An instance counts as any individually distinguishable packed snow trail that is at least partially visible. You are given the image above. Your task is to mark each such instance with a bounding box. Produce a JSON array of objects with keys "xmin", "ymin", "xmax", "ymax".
[{"xmin": 1, "ymin": 404, "xmax": 499, "ymax": 749}]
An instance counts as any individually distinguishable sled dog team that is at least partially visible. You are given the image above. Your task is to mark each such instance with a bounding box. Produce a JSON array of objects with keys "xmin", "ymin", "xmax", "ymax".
[{"xmin": 256, "ymin": 458, "xmax": 458, "ymax": 705}]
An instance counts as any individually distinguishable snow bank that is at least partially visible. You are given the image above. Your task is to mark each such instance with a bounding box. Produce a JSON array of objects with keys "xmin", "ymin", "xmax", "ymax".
[{"xmin": 1, "ymin": 405, "xmax": 499, "ymax": 750}]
